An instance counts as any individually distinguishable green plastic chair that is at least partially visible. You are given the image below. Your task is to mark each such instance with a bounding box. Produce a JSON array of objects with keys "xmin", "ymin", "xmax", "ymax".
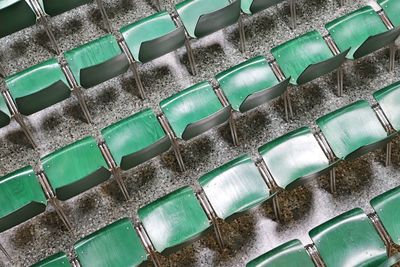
[
  {"xmin": 31, "ymin": 252, "xmax": 71, "ymax": 267},
  {"xmin": 0, "ymin": 95, "xmax": 12, "ymax": 128},
  {"xmin": 373, "ymin": 81, "xmax": 400, "ymax": 132},
  {"xmin": 309, "ymin": 208, "xmax": 400, "ymax": 267},
  {"xmin": 74, "ymin": 218, "xmax": 149, "ymax": 267},
  {"xmin": 5, "ymin": 58, "xmax": 71, "ymax": 116},
  {"xmin": 101, "ymin": 108, "xmax": 171, "ymax": 171},
  {"xmin": 325, "ymin": 6, "xmax": 400, "ymax": 60},
  {"xmin": 215, "ymin": 55, "xmax": 291, "ymax": 116},
  {"xmin": 0, "ymin": 165, "xmax": 47, "ymax": 233},
  {"xmin": 370, "ymin": 186, "xmax": 400, "ymax": 246},
  {"xmin": 378, "ymin": 0, "xmax": 400, "ymax": 27},
  {"xmin": 199, "ymin": 154, "xmax": 272, "ymax": 221},
  {"xmin": 0, "ymin": 0, "xmax": 37, "ymax": 38},
  {"xmin": 64, "ymin": 34, "xmax": 130, "ymax": 89},
  {"xmin": 41, "ymin": 136, "xmax": 111, "ymax": 201},
  {"xmin": 271, "ymin": 30, "xmax": 348, "ymax": 87},
  {"xmin": 138, "ymin": 186, "xmax": 211, "ymax": 256},
  {"xmin": 120, "ymin": 11, "xmax": 186, "ymax": 64},
  {"xmin": 316, "ymin": 100, "xmax": 393, "ymax": 161},
  {"xmin": 160, "ymin": 81, "xmax": 230, "ymax": 141},
  {"xmin": 246, "ymin": 239, "xmax": 315, "ymax": 267}
]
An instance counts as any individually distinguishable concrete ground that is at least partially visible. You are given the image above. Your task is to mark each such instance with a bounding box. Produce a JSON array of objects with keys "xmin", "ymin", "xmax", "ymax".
[{"xmin": 0, "ymin": 0, "xmax": 399, "ymax": 266}]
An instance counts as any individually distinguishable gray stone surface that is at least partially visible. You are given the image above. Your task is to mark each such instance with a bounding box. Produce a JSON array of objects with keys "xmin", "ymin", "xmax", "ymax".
[{"xmin": 0, "ymin": 0, "xmax": 399, "ymax": 266}]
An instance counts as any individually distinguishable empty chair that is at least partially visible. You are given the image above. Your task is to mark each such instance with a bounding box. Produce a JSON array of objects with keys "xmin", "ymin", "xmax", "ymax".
[
  {"xmin": 198, "ymin": 154, "xmax": 273, "ymax": 245},
  {"xmin": 378, "ymin": 0, "xmax": 400, "ymax": 27},
  {"xmin": 5, "ymin": 58, "xmax": 71, "ymax": 116},
  {"xmin": 246, "ymin": 239, "xmax": 315, "ymax": 267},
  {"xmin": 74, "ymin": 218, "xmax": 149, "ymax": 267},
  {"xmin": 175, "ymin": 0, "xmax": 244, "ymax": 73},
  {"xmin": 271, "ymin": 30, "xmax": 348, "ymax": 96},
  {"xmin": 258, "ymin": 126, "xmax": 338, "ymax": 207},
  {"xmin": 370, "ymin": 186, "xmax": 400, "ymax": 246},
  {"xmin": 309, "ymin": 208, "xmax": 400, "ymax": 267},
  {"xmin": 119, "ymin": 11, "xmax": 186, "ymax": 99},
  {"xmin": 31, "ymin": 252, "xmax": 71, "ymax": 267},
  {"xmin": 325, "ymin": 5, "xmax": 400, "ymax": 70},
  {"xmin": 137, "ymin": 186, "xmax": 211, "ymax": 259},
  {"xmin": 159, "ymin": 81, "xmax": 231, "ymax": 171},
  {"xmin": 215, "ymin": 55, "xmax": 292, "ymax": 134}
]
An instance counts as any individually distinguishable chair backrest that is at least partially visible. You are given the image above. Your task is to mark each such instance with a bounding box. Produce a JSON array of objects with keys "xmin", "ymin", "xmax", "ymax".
[
  {"xmin": 373, "ymin": 81, "xmax": 400, "ymax": 132},
  {"xmin": 0, "ymin": 0, "xmax": 37, "ymax": 38},
  {"xmin": 0, "ymin": 165, "xmax": 47, "ymax": 233},
  {"xmin": 38, "ymin": 0, "xmax": 92, "ymax": 17},
  {"xmin": 0, "ymin": 95, "xmax": 11, "ymax": 128},
  {"xmin": 41, "ymin": 136, "xmax": 111, "ymax": 201},
  {"xmin": 101, "ymin": 108, "xmax": 171, "ymax": 171},
  {"xmin": 31, "ymin": 252, "xmax": 72, "ymax": 267},
  {"xmin": 5, "ymin": 58, "xmax": 71, "ymax": 116}
]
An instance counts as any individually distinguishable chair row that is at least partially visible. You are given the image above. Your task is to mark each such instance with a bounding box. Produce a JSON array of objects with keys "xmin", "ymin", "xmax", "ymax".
[
  {"xmin": 3, "ymin": 78, "xmax": 400, "ymax": 264},
  {"xmin": 247, "ymin": 185, "xmax": 400, "ymax": 267}
]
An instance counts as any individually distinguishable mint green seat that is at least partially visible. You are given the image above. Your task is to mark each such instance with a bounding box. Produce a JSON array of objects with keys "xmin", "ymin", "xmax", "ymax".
[
  {"xmin": 378, "ymin": 0, "xmax": 400, "ymax": 27},
  {"xmin": 325, "ymin": 6, "xmax": 400, "ymax": 60},
  {"xmin": 5, "ymin": 58, "xmax": 71, "ymax": 116},
  {"xmin": 0, "ymin": 95, "xmax": 11, "ymax": 128},
  {"xmin": 198, "ymin": 154, "xmax": 272, "ymax": 220},
  {"xmin": 259, "ymin": 127, "xmax": 335, "ymax": 190},
  {"xmin": 309, "ymin": 208, "xmax": 398, "ymax": 267},
  {"xmin": 0, "ymin": 166, "xmax": 47, "ymax": 233},
  {"xmin": 41, "ymin": 136, "xmax": 111, "ymax": 201},
  {"xmin": 160, "ymin": 81, "xmax": 230, "ymax": 140},
  {"xmin": 373, "ymin": 81, "xmax": 400, "ymax": 132},
  {"xmin": 371, "ymin": 186, "xmax": 400, "ymax": 246},
  {"xmin": 64, "ymin": 34, "xmax": 130, "ymax": 89},
  {"xmin": 120, "ymin": 11, "xmax": 186, "ymax": 63},
  {"xmin": 31, "ymin": 252, "xmax": 71, "ymax": 267},
  {"xmin": 74, "ymin": 218, "xmax": 148, "ymax": 267},
  {"xmin": 175, "ymin": 0, "xmax": 240, "ymax": 39},
  {"xmin": 215, "ymin": 56, "xmax": 290, "ymax": 113},
  {"xmin": 101, "ymin": 108, "xmax": 171, "ymax": 171},
  {"xmin": 138, "ymin": 186, "xmax": 211, "ymax": 255},
  {"xmin": 241, "ymin": 0, "xmax": 285, "ymax": 15},
  {"xmin": 271, "ymin": 30, "xmax": 348, "ymax": 85},
  {"xmin": 38, "ymin": 0, "xmax": 91, "ymax": 17},
  {"xmin": 246, "ymin": 239, "xmax": 315, "ymax": 267},
  {"xmin": 0, "ymin": 0, "xmax": 37, "ymax": 38},
  {"xmin": 316, "ymin": 100, "xmax": 392, "ymax": 160}
]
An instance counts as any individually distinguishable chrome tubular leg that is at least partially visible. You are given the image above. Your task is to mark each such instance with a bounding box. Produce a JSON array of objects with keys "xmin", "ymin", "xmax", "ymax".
[
  {"xmin": 272, "ymin": 194, "xmax": 282, "ymax": 221},
  {"xmin": 14, "ymin": 114, "xmax": 37, "ymax": 148},
  {"xmin": 184, "ymin": 38, "xmax": 197, "ymax": 75},
  {"xmin": 0, "ymin": 243, "xmax": 12, "ymax": 262},
  {"xmin": 171, "ymin": 138, "xmax": 186, "ymax": 172},
  {"xmin": 286, "ymin": 90, "xmax": 293, "ymax": 118},
  {"xmin": 386, "ymin": 141, "xmax": 392, "ymax": 167},
  {"xmin": 213, "ymin": 219, "xmax": 225, "ymax": 250},
  {"xmin": 0, "ymin": 61, "xmax": 6, "ymax": 77},
  {"xmin": 229, "ymin": 111, "xmax": 239, "ymax": 146},
  {"xmin": 49, "ymin": 198, "xmax": 73, "ymax": 232},
  {"xmin": 337, "ymin": 67, "xmax": 344, "ymax": 97},
  {"xmin": 389, "ymin": 42, "xmax": 396, "ymax": 72},
  {"xmin": 283, "ymin": 92, "xmax": 289, "ymax": 122},
  {"xmin": 38, "ymin": 16, "xmax": 60, "ymax": 54},
  {"xmin": 154, "ymin": 0, "xmax": 162, "ymax": 11},
  {"xmin": 329, "ymin": 167, "xmax": 337, "ymax": 194},
  {"xmin": 130, "ymin": 62, "xmax": 146, "ymax": 99},
  {"xmin": 73, "ymin": 88, "xmax": 92, "ymax": 124},
  {"xmin": 289, "ymin": 0, "xmax": 296, "ymax": 29},
  {"xmin": 112, "ymin": 168, "xmax": 130, "ymax": 200},
  {"xmin": 340, "ymin": 0, "xmax": 345, "ymax": 6},
  {"xmin": 95, "ymin": 0, "xmax": 112, "ymax": 32},
  {"xmin": 238, "ymin": 14, "xmax": 246, "ymax": 53}
]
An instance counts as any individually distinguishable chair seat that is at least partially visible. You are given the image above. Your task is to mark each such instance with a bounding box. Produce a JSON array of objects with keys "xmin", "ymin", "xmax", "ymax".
[
  {"xmin": 175, "ymin": 0, "xmax": 237, "ymax": 38},
  {"xmin": 259, "ymin": 127, "xmax": 333, "ymax": 190},
  {"xmin": 41, "ymin": 136, "xmax": 111, "ymax": 201},
  {"xmin": 0, "ymin": 96, "xmax": 11, "ymax": 128},
  {"xmin": 271, "ymin": 30, "xmax": 340, "ymax": 85},
  {"xmin": 31, "ymin": 252, "xmax": 71, "ymax": 267},
  {"xmin": 101, "ymin": 108, "xmax": 171, "ymax": 171},
  {"xmin": 370, "ymin": 186, "xmax": 400, "ymax": 246},
  {"xmin": 246, "ymin": 239, "xmax": 314, "ymax": 267},
  {"xmin": 0, "ymin": 0, "xmax": 37, "ymax": 38},
  {"xmin": 74, "ymin": 218, "xmax": 148, "ymax": 267},
  {"xmin": 241, "ymin": 0, "xmax": 284, "ymax": 15},
  {"xmin": 64, "ymin": 34, "xmax": 130, "ymax": 88},
  {"xmin": 373, "ymin": 81, "xmax": 400, "ymax": 132},
  {"xmin": 160, "ymin": 81, "xmax": 230, "ymax": 140},
  {"xmin": 0, "ymin": 166, "xmax": 47, "ymax": 233},
  {"xmin": 309, "ymin": 208, "xmax": 388, "ymax": 267},
  {"xmin": 325, "ymin": 6, "xmax": 389, "ymax": 60},
  {"xmin": 198, "ymin": 154, "xmax": 271, "ymax": 220},
  {"xmin": 138, "ymin": 186, "xmax": 210, "ymax": 254},
  {"xmin": 6, "ymin": 58, "xmax": 71, "ymax": 116},
  {"xmin": 120, "ymin": 11, "xmax": 185, "ymax": 63},
  {"xmin": 316, "ymin": 100, "xmax": 391, "ymax": 160},
  {"xmin": 38, "ymin": 0, "xmax": 91, "ymax": 17},
  {"xmin": 215, "ymin": 56, "xmax": 288, "ymax": 113},
  {"xmin": 378, "ymin": 0, "xmax": 400, "ymax": 27}
]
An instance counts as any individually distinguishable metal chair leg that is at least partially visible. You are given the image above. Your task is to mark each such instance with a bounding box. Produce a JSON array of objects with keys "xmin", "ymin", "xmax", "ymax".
[
  {"xmin": 95, "ymin": 0, "xmax": 112, "ymax": 32},
  {"xmin": 0, "ymin": 61, "xmax": 6, "ymax": 77},
  {"xmin": 213, "ymin": 219, "xmax": 225, "ymax": 250},
  {"xmin": 48, "ymin": 198, "xmax": 73, "ymax": 232},
  {"xmin": 0, "ymin": 243, "xmax": 12, "ymax": 262},
  {"xmin": 38, "ymin": 16, "xmax": 60, "ymax": 54},
  {"xmin": 329, "ymin": 167, "xmax": 337, "ymax": 194},
  {"xmin": 272, "ymin": 194, "xmax": 282, "ymax": 221},
  {"xmin": 337, "ymin": 67, "xmax": 344, "ymax": 97},
  {"xmin": 389, "ymin": 42, "xmax": 396, "ymax": 72},
  {"xmin": 184, "ymin": 38, "xmax": 197, "ymax": 76},
  {"xmin": 154, "ymin": 0, "xmax": 162, "ymax": 11},
  {"xmin": 229, "ymin": 111, "xmax": 239, "ymax": 146},
  {"xmin": 386, "ymin": 141, "xmax": 392, "ymax": 167},
  {"xmin": 73, "ymin": 87, "xmax": 92, "ymax": 124},
  {"xmin": 238, "ymin": 14, "xmax": 246, "ymax": 53},
  {"xmin": 112, "ymin": 168, "xmax": 130, "ymax": 200},
  {"xmin": 340, "ymin": 0, "xmax": 345, "ymax": 6},
  {"xmin": 289, "ymin": 0, "xmax": 296, "ymax": 29},
  {"xmin": 171, "ymin": 138, "xmax": 186, "ymax": 172},
  {"xmin": 14, "ymin": 114, "xmax": 37, "ymax": 148},
  {"xmin": 283, "ymin": 92, "xmax": 289, "ymax": 122},
  {"xmin": 130, "ymin": 62, "xmax": 146, "ymax": 99}
]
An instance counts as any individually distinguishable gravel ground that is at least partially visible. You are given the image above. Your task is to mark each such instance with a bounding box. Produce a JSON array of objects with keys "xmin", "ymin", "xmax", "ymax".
[{"xmin": 0, "ymin": 0, "xmax": 399, "ymax": 266}]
